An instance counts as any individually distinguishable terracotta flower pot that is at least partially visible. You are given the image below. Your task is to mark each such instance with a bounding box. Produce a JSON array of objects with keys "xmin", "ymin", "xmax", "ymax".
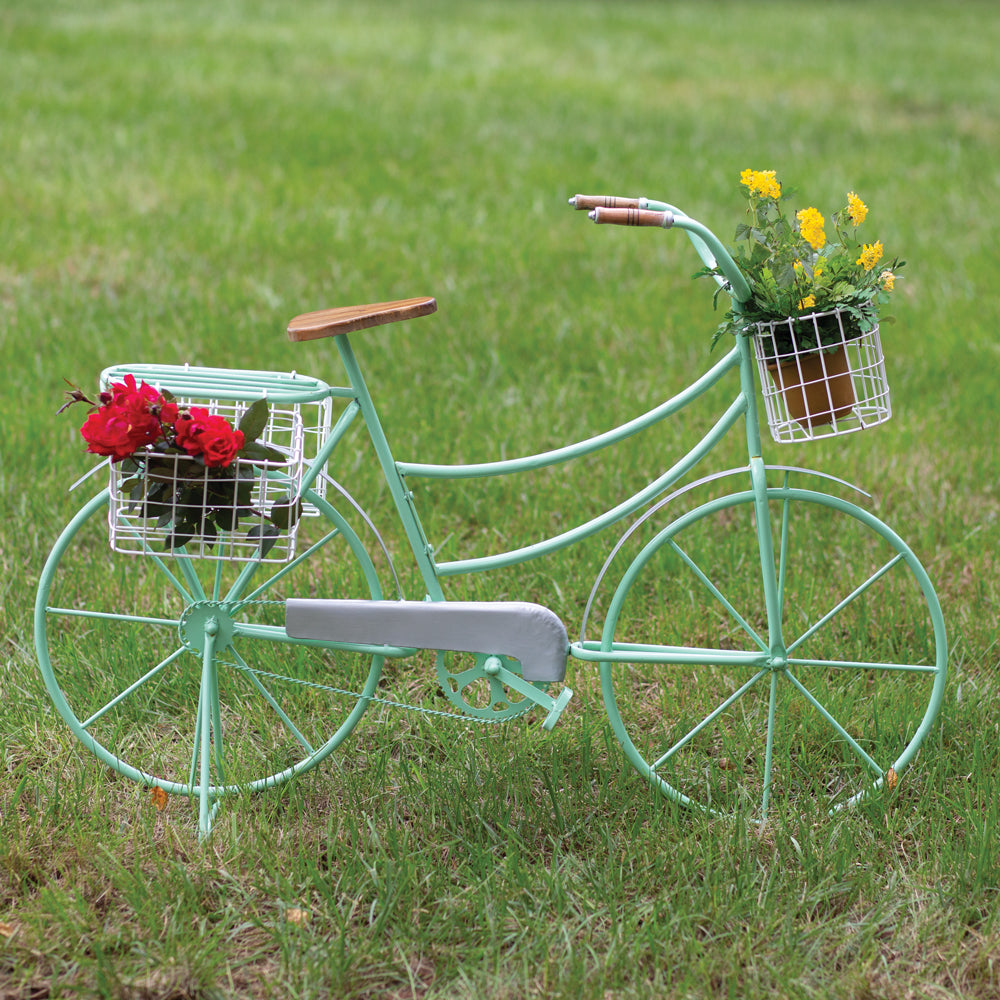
[{"xmin": 767, "ymin": 346, "xmax": 856, "ymax": 429}]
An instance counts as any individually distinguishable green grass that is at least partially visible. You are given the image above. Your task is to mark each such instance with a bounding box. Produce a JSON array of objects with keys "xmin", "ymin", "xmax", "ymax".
[{"xmin": 4, "ymin": 0, "xmax": 1000, "ymax": 996}]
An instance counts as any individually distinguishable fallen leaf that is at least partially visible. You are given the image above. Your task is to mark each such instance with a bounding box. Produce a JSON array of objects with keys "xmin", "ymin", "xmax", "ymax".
[
  {"xmin": 0, "ymin": 921, "xmax": 15, "ymax": 938},
  {"xmin": 885, "ymin": 768, "xmax": 898, "ymax": 791},
  {"xmin": 286, "ymin": 908, "xmax": 310, "ymax": 926},
  {"xmin": 150, "ymin": 786, "xmax": 169, "ymax": 811}
]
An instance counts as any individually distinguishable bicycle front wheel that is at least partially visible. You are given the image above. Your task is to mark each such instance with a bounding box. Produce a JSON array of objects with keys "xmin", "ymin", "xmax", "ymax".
[
  {"xmin": 34, "ymin": 486, "xmax": 385, "ymax": 802},
  {"xmin": 599, "ymin": 488, "xmax": 947, "ymax": 820}
]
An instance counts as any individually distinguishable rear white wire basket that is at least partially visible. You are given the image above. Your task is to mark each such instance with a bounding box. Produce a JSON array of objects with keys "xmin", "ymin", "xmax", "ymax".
[
  {"xmin": 100, "ymin": 364, "xmax": 335, "ymax": 561},
  {"xmin": 751, "ymin": 308, "xmax": 891, "ymax": 443}
]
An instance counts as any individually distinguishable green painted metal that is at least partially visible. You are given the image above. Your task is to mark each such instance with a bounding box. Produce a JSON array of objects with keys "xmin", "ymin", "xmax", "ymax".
[
  {"xmin": 435, "ymin": 393, "xmax": 747, "ymax": 576},
  {"xmin": 595, "ymin": 487, "xmax": 948, "ymax": 821},
  {"xmin": 36, "ymin": 202, "xmax": 948, "ymax": 833},
  {"xmin": 100, "ymin": 363, "xmax": 341, "ymax": 404},
  {"xmin": 397, "ymin": 346, "xmax": 740, "ymax": 480},
  {"xmin": 34, "ymin": 486, "xmax": 387, "ymax": 838}
]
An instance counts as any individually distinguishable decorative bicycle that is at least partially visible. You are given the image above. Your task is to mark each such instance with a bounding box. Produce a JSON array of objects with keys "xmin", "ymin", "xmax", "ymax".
[{"xmin": 34, "ymin": 196, "xmax": 947, "ymax": 837}]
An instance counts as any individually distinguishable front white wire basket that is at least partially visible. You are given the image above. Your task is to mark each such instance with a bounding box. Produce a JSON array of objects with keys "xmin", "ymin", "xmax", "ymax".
[
  {"xmin": 751, "ymin": 308, "xmax": 891, "ymax": 443},
  {"xmin": 100, "ymin": 364, "xmax": 335, "ymax": 562}
]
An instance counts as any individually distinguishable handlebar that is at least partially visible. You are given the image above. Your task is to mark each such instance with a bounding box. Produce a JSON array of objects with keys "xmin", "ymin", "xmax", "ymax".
[
  {"xmin": 570, "ymin": 193, "xmax": 753, "ymax": 305},
  {"xmin": 568, "ymin": 194, "xmax": 642, "ymax": 211},
  {"xmin": 587, "ymin": 207, "xmax": 674, "ymax": 228}
]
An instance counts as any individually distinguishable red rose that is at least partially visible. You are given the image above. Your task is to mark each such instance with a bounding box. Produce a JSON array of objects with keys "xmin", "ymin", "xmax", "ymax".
[
  {"xmin": 173, "ymin": 407, "xmax": 244, "ymax": 468},
  {"xmin": 109, "ymin": 374, "xmax": 161, "ymax": 412},
  {"xmin": 80, "ymin": 404, "xmax": 161, "ymax": 461},
  {"xmin": 173, "ymin": 407, "xmax": 209, "ymax": 454},
  {"xmin": 158, "ymin": 401, "xmax": 179, "ymax": 425},
  {"xmin": 80, "ymin": 374, "xmax": 168, "ymax": 462},
  {"xmin": 199, "ymin": 419, "xmax": 245, "ymax": 467}
]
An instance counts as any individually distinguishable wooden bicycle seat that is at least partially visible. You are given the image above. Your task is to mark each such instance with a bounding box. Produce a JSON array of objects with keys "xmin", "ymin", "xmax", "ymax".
[{"xmin": 287, "ymin": 296, "xmax": 437, "ymax": 341}]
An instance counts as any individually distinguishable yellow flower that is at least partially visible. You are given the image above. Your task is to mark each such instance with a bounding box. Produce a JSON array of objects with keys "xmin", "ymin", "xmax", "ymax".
[
  {"xmin": 880, "ymin": 269, "xmax": 895, "ymax": 290},
  {"xmin": 796, "ymin": 207, "xmax": 826, "ymax": 251},
  {"xmin": 740, "ymin": 168, "xmax": 781, "ymax": 200},
  {"xmin": 857, "ymin": 241, "xmax": 884, "ymax": 271},
  {"xmin": 847, "ymin": 191, "xmax": 868, "ymax": 227},
  {"xmin": 797, "ymin": 295, "xmax": 816, "ymax": 310}
]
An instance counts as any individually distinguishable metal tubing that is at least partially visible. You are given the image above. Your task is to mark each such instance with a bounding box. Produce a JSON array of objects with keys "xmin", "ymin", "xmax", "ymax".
[
  {"xmin": 435, "ymin": 393, "xmax": 748, "ymax": 576},
  {"xmin": 335, "ymin": 336, "xmax": 444, "ymax": 600},
  {"xmin": 397, "ymin": 346, "xmax": 740, "ymax": 480}
]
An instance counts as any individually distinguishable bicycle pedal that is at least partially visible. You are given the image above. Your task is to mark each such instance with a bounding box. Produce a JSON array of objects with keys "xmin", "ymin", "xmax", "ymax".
[{"xmin": 542, "ymin": 687, "xmax": 573, "ymax": 731}]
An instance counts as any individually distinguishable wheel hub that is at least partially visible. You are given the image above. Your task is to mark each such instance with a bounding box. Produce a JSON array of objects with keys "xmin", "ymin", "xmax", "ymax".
[{"xmin": 179, "ymin": 601, "xmax": 236, "ymax": 654}]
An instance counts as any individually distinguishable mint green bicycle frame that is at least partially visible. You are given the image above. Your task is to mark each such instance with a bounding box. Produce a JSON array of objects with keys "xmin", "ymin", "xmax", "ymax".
[
  {"xmin": 288, "ymin": 204, "xmax": 945, "ymax": 819},
  {"xmin": 306, "ymin": 206, "xmax": 758, "ymax": 601},
  {"xmin": 34, "ymin": 200, "xmax": 947, "ymax": 836}
]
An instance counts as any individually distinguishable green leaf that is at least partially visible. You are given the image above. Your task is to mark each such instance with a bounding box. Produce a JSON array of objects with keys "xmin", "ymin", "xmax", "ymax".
[
  {"xmin": 123, "ymin": 478, "xmax": 143, "ymax": 500},
  {"xmin": 268, "ymin": 495, "xmax": 303, "ymax": 530},
  {"xmin": 238, "ymin": 399, "xmax": 270, "ymax": 443},
  {"xmin": 164, "ymin": 521, "xmax": 198, "ymax": 550},
  {"xmin": 247, "ymin": 522, "xmax": 281, "ymax": 558},
  {"xmin": 239, "ymin": 440, "xmax": 286, "ymax": 464},
  {"xmin": 214, "ymin": 504, "xmax": 243, "ymax": 532}
]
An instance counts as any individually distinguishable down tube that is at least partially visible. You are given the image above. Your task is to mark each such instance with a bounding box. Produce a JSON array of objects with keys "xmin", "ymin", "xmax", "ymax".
[{"xmin": 434, "ymin": 392, "xmax": 749, "ymax": 577}]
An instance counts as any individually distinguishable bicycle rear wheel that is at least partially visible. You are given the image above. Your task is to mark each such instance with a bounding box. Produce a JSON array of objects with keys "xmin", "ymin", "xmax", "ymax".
[
  {"xmin": 35, "ymin": 486, "xmax": 384, "ymax": 820},
  {"xmin": 599, "ymin": 488, "xmax": 947, "ymax": 820}
]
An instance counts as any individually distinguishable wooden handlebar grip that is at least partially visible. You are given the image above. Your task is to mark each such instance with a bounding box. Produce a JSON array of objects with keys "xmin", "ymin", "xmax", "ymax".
[
  {"xmin": 568, "ymin": 194, "xmax": 641, "ymax": 210},
  {"xmin": 588, "ymin": 207, "xmax": 673, "ymax": 228}
]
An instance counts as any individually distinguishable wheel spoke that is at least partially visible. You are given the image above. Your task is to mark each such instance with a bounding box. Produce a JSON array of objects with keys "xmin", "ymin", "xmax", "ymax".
[
  {"xmin": 651, "ymin": 667, "xmax": 769, "ymax": 770},
  {"xmin": 211, "ymin": 558, "xmax": 225, "ymax": 602},
  {"xmin": 177, "ymin": 555, "xmax": 210, "ymax": 603},
  {"xmin": 115, "ymin": 521, "xmax": 201, "ymax": 603},
  {"xmin": 788, "ymin": 656, "xmax": 939, "ymax": 674},
  {"xmin": 80, "ymin": 645, "xmax": 188, "ymax": 729},
  {"xmin": 232, "ymin": 526, "xmax": 343, "ymax": 606},
  {"xmin": 46, "ymin": 607, "xmax": 180, "ymax": 628},
  {"xmin": 782, "ymin": 670, "xmax": 884, "ymax": 777},
  {"xmin": 228, "ymin": 646, "xmax": 316, "ymax": 755},
  {"xmin": 776, "ymin": 494, "xmax": 791, "ymax": 615},
  {"xmin": 222, "ymin": 554, "xmax": 269, "ymax": 605},
  {"xmin": 786, "ymin": 552, "xmax": 905, "ymax": 655},
  {"xmin": 669, "ymin": 538, "xmax": 767, "ymax": 651}
]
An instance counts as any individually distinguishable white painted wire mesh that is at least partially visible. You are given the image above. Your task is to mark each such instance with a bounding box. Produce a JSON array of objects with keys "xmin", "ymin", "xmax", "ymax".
[
  {"xmin": 107, "ymin": 398, "xmax": 306, "ymax": 561},
  {"xmin": 99, "ymin": 365, "xmax": 335, "ymax": 562},
  {"xmin": 751, "ymin": 308, "xmax": 891, "ymax": 443}
]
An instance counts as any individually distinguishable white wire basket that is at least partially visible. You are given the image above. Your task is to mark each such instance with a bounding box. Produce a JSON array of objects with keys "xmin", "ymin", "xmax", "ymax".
[
  {"xmin": 751, "ymin": 308, "xmax": 891, "ymax": 443},
  {"xmin": 99, "ymin": 364, "xmax": 335, "ymax": 561}
]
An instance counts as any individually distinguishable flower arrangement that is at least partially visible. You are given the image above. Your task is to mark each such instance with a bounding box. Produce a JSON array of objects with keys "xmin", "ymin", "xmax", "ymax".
[
  {"xmin": 61, "ymin": 374, "xmax": 301, "ymax": 554},
  {"xmin": 701, "ymin": 169, "xmax": 903, "ymax": 355}
]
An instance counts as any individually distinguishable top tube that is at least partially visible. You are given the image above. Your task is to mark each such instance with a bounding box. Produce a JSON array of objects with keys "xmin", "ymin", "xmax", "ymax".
[{"xmin": 397, "ymin": 344, "xmax": 740, "ymax": 481}]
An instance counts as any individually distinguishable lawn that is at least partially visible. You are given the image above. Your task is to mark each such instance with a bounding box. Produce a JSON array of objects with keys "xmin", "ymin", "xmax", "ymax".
[{"xmin": 3, "ymin": 1, "xmax": 1000, "ymax": 997}]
